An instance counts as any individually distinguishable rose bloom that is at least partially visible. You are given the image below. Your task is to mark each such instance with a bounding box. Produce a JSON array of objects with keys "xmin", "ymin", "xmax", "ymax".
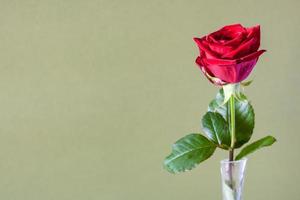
[{"xmin": 194, "ymin": 24, "xmax": 265, "ymax": 85}]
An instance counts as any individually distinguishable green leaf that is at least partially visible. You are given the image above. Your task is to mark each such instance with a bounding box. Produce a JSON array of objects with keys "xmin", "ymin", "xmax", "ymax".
[
  {"xmin": 208, "ymin": 89, "xmax": 228, "ymax": 117},
  {"xmin": 241, "ymin": 80, "xmax": 253, "ymax": 87},
  {"xmin": 202, "ymin": 112, "xmax": 231, "ymax": 149},
  {"xmin": 164, "ymin": 134, "xmax": 216, "ymax": 174},
  {"xmin": 208, "ymin": 89, "xmax": 255, "ymax": 148},
  {"xmin": 235, "ymin": 136, "xmax": 276, "ymax": 160}
]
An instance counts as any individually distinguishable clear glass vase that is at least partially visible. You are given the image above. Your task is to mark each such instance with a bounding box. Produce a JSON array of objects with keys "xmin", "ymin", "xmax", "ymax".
[{"xmin": 220, "ymin": 158, "xmax": 247, "ymax": 200}]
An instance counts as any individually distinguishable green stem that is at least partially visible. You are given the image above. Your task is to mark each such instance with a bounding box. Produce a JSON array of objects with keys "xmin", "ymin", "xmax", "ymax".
[
  {"xmin": 229, "ymin": 95, "xmax": 235, "ymax": 161},
  {"xmin": 229, "ymin": 149, "xmax": 234, "ymax": 161}
]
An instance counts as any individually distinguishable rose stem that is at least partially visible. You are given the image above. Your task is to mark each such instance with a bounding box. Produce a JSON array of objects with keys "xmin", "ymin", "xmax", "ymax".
[
  {"xmin": 229, "ymin": 149, "xmax": 234, "ymax": 161},
  {"xmin": 228, "ymin": 94, "xmax": 236, "ymax": 189},
  {"xmin": 229, "ymin": 94, "xmax": 236, "ymax": 161}
]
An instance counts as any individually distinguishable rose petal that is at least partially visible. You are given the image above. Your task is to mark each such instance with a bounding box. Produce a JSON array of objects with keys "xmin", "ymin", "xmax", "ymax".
[
  {"xmin": 201, "ymin": 49, "xmax": 265, "ymax": 65},
  {"xmin": 222, "ymin": 37, "xmax": 256, "ymax": 59},
  {"xmin": 199, "ymin": 50, "xmax": 265, "ymax": 83},
  {"xmin": 202, "ymin": 57, "xmax": 237, "ymax": 65},
  {"xmin": 222, "ymin": 31, "xmax": 247, "ymax": 47},
  {"xmin": 193, "ymin": 37, "xmax": 219, "ymax": 59},
  {"xmin": 221, "ymin": 25, "xmax": 261, "ymax": 59},
  {"xmin": 208, "ymin": 42, "xmax": 233, "ymax": 55},
  {"xmin": 195, "ymin": 57, "xmax": 227, "ymax": 85},
  {"xmin": 221, "ymin": 24, "xmax": 245, "ymax": 32},
  {"xmin": 238, "ymin": 49, "xmax": 266, "ymax": 62},
  {"xmin": 245, "ymin": 25, "xmax": 261, "ymax": 50},
  {"xmin": 204, "ymin": 59, "xmax": 257, "ymax": 83},
  {"xmin": 209, "ymin": 24, "xmax": 245, "ymax": 44}
]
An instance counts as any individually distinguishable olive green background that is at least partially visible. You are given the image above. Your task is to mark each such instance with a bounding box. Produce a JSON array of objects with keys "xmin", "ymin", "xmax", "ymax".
[{"xmin": 0, "ymin": 0, "xmax": 298, "ymax": 199}]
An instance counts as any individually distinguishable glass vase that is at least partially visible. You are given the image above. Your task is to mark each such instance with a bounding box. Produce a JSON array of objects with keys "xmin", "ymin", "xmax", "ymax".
[{"xmin": 220, "ymin": 158, "xmax": 247, "ymax": 200}]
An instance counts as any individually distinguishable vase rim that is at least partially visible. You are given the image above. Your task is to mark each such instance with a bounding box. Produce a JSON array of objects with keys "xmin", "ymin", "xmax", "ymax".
[{"xmin": 220, "ymin": 157, "xmax": 248, "ymax": 164}]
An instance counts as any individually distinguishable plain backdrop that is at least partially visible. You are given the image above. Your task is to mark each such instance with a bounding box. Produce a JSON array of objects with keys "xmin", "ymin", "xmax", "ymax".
[{"xmin": 0, "ymin": 0, "xmax": 299, "ymax": 199}]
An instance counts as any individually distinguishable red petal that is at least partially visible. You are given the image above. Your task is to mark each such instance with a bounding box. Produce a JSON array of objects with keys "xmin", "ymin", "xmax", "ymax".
[
  {"xmin": 238, "ymin": 49, "xmax": 266, "ymax": 62},
  {"xmin": 222, "ymin": 31, "xmax": 246, "ymax": 46},
  {"xmin": 208, "ymin": 42, "xmax": 233, "ymax": 55},
  {"xmin": 222, "ymin": 25, "xmax": 261, "ymax": 59},
  {"xmin": 193, "ymin": 37, "xmax": 218, "ymax": 59},
  {"xmin": 195, "ymin": 57, "xmax": 227, "ymax": 85},
  {"xmin": 199, "ymin": 50, "xmax": 266, "ymax": 83},
  {"xmin": 209, "ymin": 24, "xmax": 246, "ymax": 44}
]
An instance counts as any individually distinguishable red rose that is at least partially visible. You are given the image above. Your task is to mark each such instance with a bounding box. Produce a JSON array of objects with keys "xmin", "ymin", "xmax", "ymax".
[{"xmin": 194, "ymin": 24, "xmax": 266, "ymax": 85}]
